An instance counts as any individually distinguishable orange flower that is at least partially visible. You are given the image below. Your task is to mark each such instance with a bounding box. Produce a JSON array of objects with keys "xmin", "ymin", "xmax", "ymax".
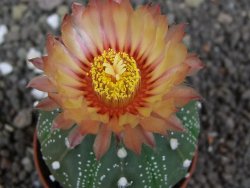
[{"xmin": 28, "ymin": 0, "xmax": 203, "ymax": 159}]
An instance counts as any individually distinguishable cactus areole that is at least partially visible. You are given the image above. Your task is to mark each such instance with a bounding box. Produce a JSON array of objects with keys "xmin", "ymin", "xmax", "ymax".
[{"xmin": 29, "ymin": 0, "xmax": 203, "ymax": 187}]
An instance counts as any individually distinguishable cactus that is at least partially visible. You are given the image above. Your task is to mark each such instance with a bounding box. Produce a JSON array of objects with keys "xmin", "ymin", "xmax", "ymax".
[{"xmin": 37, "ymin": 101, "xmax": 200, "ymax": 188}]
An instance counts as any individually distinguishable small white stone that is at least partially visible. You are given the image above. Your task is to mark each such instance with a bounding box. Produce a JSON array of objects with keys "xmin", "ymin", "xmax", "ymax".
[
  {"xmin": 51, "ymin": 161, "xmax": 60, "ymax": 170},
  {"xmin": 185, "ymin": 0, "xmax": 204, "ymax": 8},
  {"xmin": 183, "ymin": 159, "xmax": 191, "ymax": 168},
  {"xmin": 117, "ymin": 177, "xmax": 128, "ymax": 187},
  {"xmin": 27, "ymin": 48, "xmax": 42, "ymax": 60},
  {"xmin": 47, "ymin": 14, "xmax": 60, "ymax": 29},
  {"xmin": 31, "ymin": 89, "xmax": 48, "ymax": 99},
  {"xmin": 170, "ymin": 138, "xmax": 179, "ymax": 150},
  {"xmin": 49, "ymin": 175, "xmax": 55, "ymax": 182},
  {"xmin": 0, "ymin": 62, "xmax": 13, "ymax": 75},
  {"xmin": 0, "ymin": 25, "xmax": 8, "ymax": 44},
  {"xmin": 117, "ymin": 147, "xmax": 127, "ymax": 159}
]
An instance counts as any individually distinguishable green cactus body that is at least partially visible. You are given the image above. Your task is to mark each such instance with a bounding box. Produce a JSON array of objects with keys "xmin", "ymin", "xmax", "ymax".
[{"xmin": 37, "ymin": 101, "xmax": 200, "ymax": 188}]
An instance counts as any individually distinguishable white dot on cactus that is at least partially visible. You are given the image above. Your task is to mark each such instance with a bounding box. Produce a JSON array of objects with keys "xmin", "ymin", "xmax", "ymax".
[
  {"xmin": 183, "ymin": 159, "xmax": 191, "ymax": 168},
  {"xmin": 47, "ymin": 14, "xmax": 60, "ymax": 30},
  {"xmin": 117, "ymin": 147, "xmax": 127, "ymax": 159},
  {"xmin": 170, "ymin": 138, "xmax": 179, "ymax": 150},
  {"xmin": 49, "ymin": 175, "xmax": 55, "ymax": 182},
  {"xmin": 117, "ymin": 177, "xmax": 128, "ymax": 187},
  {"xmin": 162, "ymin": 156, "xmax": 166, "ymax": 161},
  {"xmin": 100, "ymin": 175, "xmax": 106, "ymax": 181},
  {"xmin": 52, "ymin": 161, "xmax": 60, "ymax": 170}
]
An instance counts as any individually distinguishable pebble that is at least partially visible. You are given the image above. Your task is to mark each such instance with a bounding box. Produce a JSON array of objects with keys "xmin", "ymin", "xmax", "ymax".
[
  {"xmin": 242, "ymin": 89, "xmax": 250, "ymax": 99},
  {"xmin": 185, "ymin": 0, "xmax": 204, "ymax": 8},
  {"xmin": 12, "ymin": 4, "xmax": 27, "ymax": 21},
  {"xmin": 57, "ymin": 5, "xmax": 69, "ymax": 17},
  {"xmin": 218, "ymin": 13, "xmax": 233, "ymax": 24},
  {"xmin": 31, "ymin": 89, "xmax": 48, "ymax": 100},
  {"xmin": 37, "ymin": 0, "xmax": 63, "ymax": 11},
  {"xmin": 13, "ymin": 109, "xmax": 32, "ymax": 129},
  {"xmin": 0, "ymin": 62, "xmax": 13, "ymax": 75},
  {"xmin": 47, "ymin": 14, "xmax": 60, "ymax": 30},
  {"xmin": 26, "ymin": 48, "xmax": 42, "ymax": 60},
  {"xmin": 0, "ymin": 25, "xmax": 8, "ymax": 44},
  {"xmin": 6, "ymin": 25, "xmax": 20, "ymax": 42},
  {"xmin": 21, "ymin": 157, "xmax": 33, "ymax": 172}
]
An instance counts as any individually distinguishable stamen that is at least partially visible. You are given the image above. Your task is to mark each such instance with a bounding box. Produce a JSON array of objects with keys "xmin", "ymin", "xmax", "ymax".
[{"xmin": 89, "ymin": 49, "xmax": 140, "ymax": 107}]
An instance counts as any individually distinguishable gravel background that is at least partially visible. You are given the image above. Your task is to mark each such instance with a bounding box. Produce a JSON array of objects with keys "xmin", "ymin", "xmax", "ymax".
[{"xmin": 0, "ymin": 0, "xmax": 249, "ymax": 187}]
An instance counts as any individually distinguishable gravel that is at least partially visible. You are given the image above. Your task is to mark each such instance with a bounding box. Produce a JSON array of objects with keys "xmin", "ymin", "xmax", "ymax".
[{"xmin": 0, "ymin": 0, "xmax": 249, "ymax": 187}]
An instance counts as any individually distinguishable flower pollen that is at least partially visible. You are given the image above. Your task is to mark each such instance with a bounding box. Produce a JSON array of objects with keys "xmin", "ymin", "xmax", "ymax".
[{"xmin": 90, "ymin": 49, "xmax": 140, "ymax": 107}]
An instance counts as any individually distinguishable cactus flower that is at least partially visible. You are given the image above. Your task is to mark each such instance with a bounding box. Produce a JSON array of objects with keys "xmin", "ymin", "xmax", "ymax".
[{"xmin": 28, "ymin": 0, "xmax": 202, "ymax": 160}]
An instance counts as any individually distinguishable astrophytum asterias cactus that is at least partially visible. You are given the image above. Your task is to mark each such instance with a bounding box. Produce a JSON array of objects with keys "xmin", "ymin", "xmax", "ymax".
[{"xmin": 30, "ymin": 0, "xmax": 203, "ymax": 187}]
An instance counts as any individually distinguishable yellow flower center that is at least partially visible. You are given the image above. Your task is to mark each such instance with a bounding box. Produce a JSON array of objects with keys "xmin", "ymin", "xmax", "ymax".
[{"xmin": 90, "ymin": 49, "xmax": 140, "ymax": 107}]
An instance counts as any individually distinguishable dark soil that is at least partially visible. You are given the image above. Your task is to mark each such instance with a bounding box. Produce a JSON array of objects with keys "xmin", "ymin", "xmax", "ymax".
[{"xmin": 0, "ymin": 0, "xmax": 249, "ymax": 187}]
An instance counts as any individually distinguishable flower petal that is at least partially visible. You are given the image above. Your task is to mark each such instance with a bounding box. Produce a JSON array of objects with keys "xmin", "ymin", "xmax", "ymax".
[
  {"xmin": 184, "ymin": 54, "xmax": 204, "ymax": 76},
  {"xmin": 52, "ymin": 113, "xmax": 74, "ymax": 130},
  {"xmin": 150, "ymin": 42, "xmax": 188, "ymax": 81},
  {"xmin": 28, "ymin": 57, "xmax": 45, "ymax": 70},
  {"xmin": 93, "ymin": 124, "xmax": 112, "ymax": 160},
  {"xmin": 71, "ymin": 2, "xmax": 85, "ymax": 20},
  {"xmin": 134, "ymin": 8, "xmax": 157, "ymax": 60},
  {"xmin": 165, "ymin": 23, "xmax": 186, "ymax": 43},
  {"xmin": 35, "ymin": 97, "xmax": 59, "ymax": 111},
  {"xmin": 79, "ymin": 120, "xmax": 100, "ymax": 134},
  {"xmin": 45, "ymin": 34, "xmax": 85, "ymax": 74},
  {"xmin": 112, "ymin": 0, "xmax": 132, "ymax": 51},
  {"xmin": 153, "ymin": 100, "xmax": 177, "ymax": 119},
  {"xmin": 67, "ymin": 127, "xmax": 85, "ymax": 149},
  {"xmin": 140, "ymin": 116, "xmax": 167, "ymax": 134},
  {"xmin": 118, "ymin": 113, "xmax": 139, "ymax": 128},
  {"xmin": 61, "ymin": 15, "xmax": 92, "ymax": 64},
  {"xmin": 108, "ymin": 117, "xmax": 123, "ymax": 133},
  {"xmin": 164, "ymin": 86, "xmax": 201, "ymax": 107},
  {"xmin": 123, "ymin": 125, "xmax": 143, "ymax": 154},
  {"xmin": 150, "ymin": 64, "xmax": 190, "ymax": 95},
  {"xmin": 139, "ymin": 127, "xmax": 156, "ymax": 148},
  {"xmin": 48, "ymin": 93, "xmax": 62, "ymax": 106},
  {"xmin": 27, "ymin": 76, "xmax": 56, "ymax": 92},
  {"xmin": 165, "ymin": 115, "xmax": 185, "ymax": 132}
]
